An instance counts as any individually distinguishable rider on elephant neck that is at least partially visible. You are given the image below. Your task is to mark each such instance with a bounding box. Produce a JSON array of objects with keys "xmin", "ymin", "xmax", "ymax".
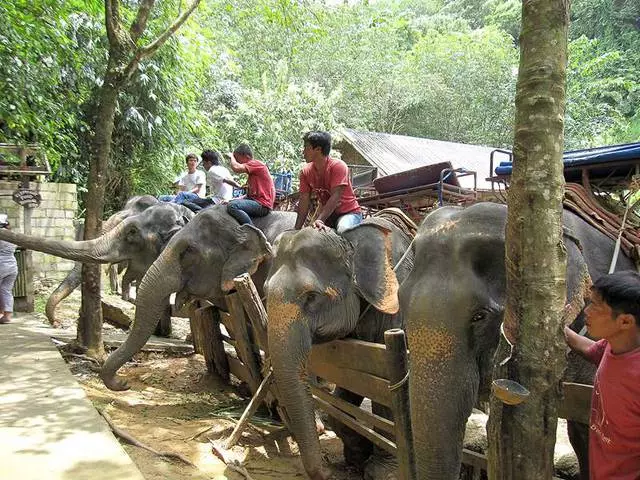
[{"xmin": 295, "ymin": 131, "xmax": 362, "ymax": 234}]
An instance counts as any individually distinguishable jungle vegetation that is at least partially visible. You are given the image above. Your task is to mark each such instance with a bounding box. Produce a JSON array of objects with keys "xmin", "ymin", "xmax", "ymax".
[{"xmin": 1, "ymin": 0, "xmax": 638, "ymax": 213}]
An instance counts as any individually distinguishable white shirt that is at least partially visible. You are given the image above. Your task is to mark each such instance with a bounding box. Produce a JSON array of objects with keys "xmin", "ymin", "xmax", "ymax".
[
  {"xmin": 206, "ymin": 165, "xmax": 233, "ymax": 202},
  {"xmin": 178, "ymin": 170, "xmax": 206, "ymax": 198}
]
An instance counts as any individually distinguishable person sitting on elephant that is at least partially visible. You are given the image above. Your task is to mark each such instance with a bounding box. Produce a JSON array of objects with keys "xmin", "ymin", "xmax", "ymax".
[
  {"xmin": 183, "ymin": 150, "xmax": 241, "ymax": 212},
  {"xmin": 225, "ymin": 143, "xmax": 275, "ymax": 225},
  {"xmin": 294, "ymin": 130, "xmax": 362, "ymax": 234},
  {"xmin": 159, "ymin": 153, "xmax": 206, "ymax": 204},
  {"xmin": 0, "ymin": 214, "xmax": 17, "ymax": 324},
  {"xmin": 565, "ymin": 270, "xmax": 640, "ymax": 480}
]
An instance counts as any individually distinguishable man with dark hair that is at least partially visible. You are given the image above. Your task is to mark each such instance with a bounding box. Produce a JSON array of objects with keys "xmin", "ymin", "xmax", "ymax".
[
  {"xmin": 565, "ymin": 270, "xmax": 640, "ymax": 479},
  {"xmin": 294, "ymin": 131, "xmax": 362, "ymax": 233},
  {"xmin": 226, "ymin": 143, "xmax": 275, "ymax": 225},
  {"xmin": 159, "ymin": 153, "xmax": 206, "ymax": 204}
]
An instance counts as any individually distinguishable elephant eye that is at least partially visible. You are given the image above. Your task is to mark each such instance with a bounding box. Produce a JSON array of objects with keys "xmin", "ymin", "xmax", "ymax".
[
  {"xmin": 303, "ymin": 291, "xmax": 323, "ymax": 312},
  {"xmin": 471, "ymin": 310, "xmax": 488, "ymax": 323}
]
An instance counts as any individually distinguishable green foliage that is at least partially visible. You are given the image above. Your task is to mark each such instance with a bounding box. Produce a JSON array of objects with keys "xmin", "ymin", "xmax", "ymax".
[{"xmin": 1, "ymin": 0, "xmax": 638, "ymax": 208}]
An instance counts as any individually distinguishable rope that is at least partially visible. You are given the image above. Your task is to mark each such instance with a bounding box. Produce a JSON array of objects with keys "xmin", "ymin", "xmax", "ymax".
[{"xmin": 388, "ymin": 368, "xmax": 410, "ymax": 391}]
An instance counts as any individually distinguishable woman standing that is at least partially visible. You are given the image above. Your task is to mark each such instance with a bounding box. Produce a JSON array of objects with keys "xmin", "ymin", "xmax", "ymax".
[{"xmin": 0, "ymin": 214, "xmax": 17, "ymax": 324}]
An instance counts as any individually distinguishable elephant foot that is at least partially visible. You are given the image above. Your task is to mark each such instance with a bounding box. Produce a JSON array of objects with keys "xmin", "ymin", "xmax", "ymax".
[
  {"xmin": 363, "ymin": 454, "xmax": 398, "ymax": 480},
  {"xmin": 100, "ymin": 372, "xmax": 131, "ymax": 391}
]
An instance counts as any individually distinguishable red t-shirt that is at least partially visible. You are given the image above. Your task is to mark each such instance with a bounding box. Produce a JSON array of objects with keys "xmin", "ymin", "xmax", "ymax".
[
  {"xmin": 299, "ymin": 157, "xmax": 360, "ymax": 215},
  {"xmin": 585, "ymin": 339, "xmax": 640, "ymax": 480},
  {"xmin": 245, "ymin": 159, "xmax": 275, "ymax": 209}
]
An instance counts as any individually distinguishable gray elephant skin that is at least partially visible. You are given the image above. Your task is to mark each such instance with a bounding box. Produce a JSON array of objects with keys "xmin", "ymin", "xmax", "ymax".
[
  {"xmin": 46, "ymin": 195, "xmax": 168, "ymax": 326},
  {"xmin": 100, "ymin": 205, "xmax": 297, "ymax": 391},
  {"xmin": 0, "ymin": 198, "xmax": 193, "ymax": 333},
  {"xmin": 398, "ymin": 202, "xmax": 634, "ymax": 480},
  {"xmin": 264, "ymin": 216, "xmax": 414, "ymax": 480}
]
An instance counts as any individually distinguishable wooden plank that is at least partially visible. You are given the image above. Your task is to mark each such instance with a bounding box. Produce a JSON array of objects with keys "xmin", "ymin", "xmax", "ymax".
[
  {"xmin": 192, "ymin": 305, "xmax": 229, "ymax": 380},
  {"xmin": 313, "ymin": 394, "xmax": 397, "ymax": 456},
  {"xmin": 308, "ymin": 360, "xmax": 392, "ymax": 408},
  {"xmin": 309, "ymin": 385, "xmax": 395, "ymax": 436},
  {"xmin": 559, "ymin": 382, "xmax": 592, "ymax": 424},
  {"xmin": 219, "ymin": 311, "xmax": 235, "ymax": 338},
  {"xmin": 309, "ymin": 339, "xmax": 390, "ymax": 379},
  {"xmin": 227, "ymin": 355, "xmax": 252, "ymax": 387},
  {"xmin": 461, "ymin": 449, "xmax": 564, "ymax": 480},
  {"xmin": 385, "ymin": 329, "xmax": 415, "ymax": 480},
  {"xmin": 233, "ymin": 273, "xmax": 269, "ymax": 354},
  {"xmin": 225, "ymin": 292, "xmax": 263, "ymax": 394}
]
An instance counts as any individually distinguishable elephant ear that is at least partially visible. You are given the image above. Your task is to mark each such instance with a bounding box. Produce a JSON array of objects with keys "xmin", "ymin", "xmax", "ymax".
[
  {"xmin": 220, "ymin": 224, "xmax": 273, "ymax": 292},
  {"xmin": 342, "ymin": 223, "xmax": 399, "ymax": 314}
]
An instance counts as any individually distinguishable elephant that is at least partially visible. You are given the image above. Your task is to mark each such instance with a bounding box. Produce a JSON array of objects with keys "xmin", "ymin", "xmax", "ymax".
[
  {"xmin": 263, "ymin": 212, "xmax": 415, "ymax": 480},
  {"xmin": 46, "ymin": 195, "xmax": 163, "ymax": 326},
  {"xmin": 0, "ymin": 201, "xmax": 194, "ymax": 334},
  {"xmin": 99, "ymin": 204, "xmax": 297, "ymax": 391},
  {"xmin": 398, "ymin": 202, "xmax": 634, "ymax": 480}
]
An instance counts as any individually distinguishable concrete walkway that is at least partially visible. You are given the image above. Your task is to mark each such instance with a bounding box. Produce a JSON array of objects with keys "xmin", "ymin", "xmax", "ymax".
[{"xmin": 0, "ymin": 314, "xmax": 145, "ymax": 480}]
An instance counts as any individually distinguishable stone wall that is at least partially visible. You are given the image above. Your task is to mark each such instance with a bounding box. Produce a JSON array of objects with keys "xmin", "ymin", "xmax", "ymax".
[{"xmin": 0, "ymin": 180, "xmax": 78, "ymax": 281}]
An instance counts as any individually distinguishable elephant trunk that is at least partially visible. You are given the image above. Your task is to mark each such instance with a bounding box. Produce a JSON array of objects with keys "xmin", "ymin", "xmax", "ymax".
[
  {"xmin": 267, "ymin": 297, "xmax": 327, "ymax": 480},
  {"xmin": 0, "ymin": 223, "xmax": 125, "ymax": 263},
  {"xmin": 45, "ymin": 262, "xmax": 82, "ymax": 326},
  {"xmin": 100, "ymin": 247, "xmax": 182, "ymax": 391},
  {"xmin": 408, "ymin": 326, "xmax": 478, "ymax": 479}
]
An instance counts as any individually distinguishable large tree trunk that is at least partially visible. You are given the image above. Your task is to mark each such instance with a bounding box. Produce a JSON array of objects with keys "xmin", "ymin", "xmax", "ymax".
[
  {"xmin": 78, "ymin": 67, "xmax": 121, "ymax": 359},
  {"xmin": 76, "ymin": 0, "xmax": 201, "ymax": 358},
  {"xmin": 487, "ymin": 0, "xmax": 570, "ymax": 478}
]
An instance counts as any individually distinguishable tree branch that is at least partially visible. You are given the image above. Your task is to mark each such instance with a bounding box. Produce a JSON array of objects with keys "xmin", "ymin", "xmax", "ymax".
[
  {"xmin": 105, "ymin": 0, "xmax": 121, "ymax": 46},
  {"xmin": 138, "ymin": 0, "xmax": 201, "ymax": 60},
  {"xmin": 129, "ymin": 0, "xmax": 156, "ymax": 43}
]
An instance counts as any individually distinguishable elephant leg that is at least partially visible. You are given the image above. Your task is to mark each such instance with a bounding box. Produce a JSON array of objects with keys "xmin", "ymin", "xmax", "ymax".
[
  {"xmin": 153, "ymin": 299, "xmax": 172, "ymax": 337},
  {"xmin": 120, "ymin": 267, "xmax": 136, "ymax": 303},
  {"xmin": 364, "ymin": 402, "xmax": 398, "ymax": 480},
  {"xmin": 108, "ymin": 264, "xmax": 120, "ymax": 295},
  {"xmin": 568, "ymin": 420, "xmax": 590, "ymax": 480},
  {"xmin": 329, "ymin": 387, "xmax": 373, "ymax": 468}
]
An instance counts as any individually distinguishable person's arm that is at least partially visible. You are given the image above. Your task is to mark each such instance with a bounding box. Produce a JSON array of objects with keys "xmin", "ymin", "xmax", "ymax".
[
  {"xmin": 228, "ymin": 153, "xmax": 248, "ymax": 174},
  {"xmin": 223, "ymin": 177, "xmax": 242, "ymax": 189},
  {"xmin": 190, "ymin": 182, "xmax": 203, "ymax": 194},
  {"xmin": 316, "ymin": 185, "xmax": 345, "ymax": 225},
  {"xmin": 564, "ymin": 326, "xmax": 596, "ymax": 358},
  {"xmin": 295, "ymin": 191, "xmax": 311, "ymax": 229}
]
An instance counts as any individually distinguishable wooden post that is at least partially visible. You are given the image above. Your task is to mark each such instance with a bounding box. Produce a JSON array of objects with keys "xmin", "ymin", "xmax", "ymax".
[
  {"xmin": 384, "ymin": 328, "xmax": 416, "ymax": 480},
  {"xmin": 226, "ymin": 292, "xmax": 263, "ymax": 394},
  {"xmin": 191, "ymin": 304, "xmax": 229, "ymax": 381},
  {"xmin": 233, "ymin": 273, "xmax": 269, "ymax": 355},
  {"xmin": 224, "ymin": 369, "xmax": 274, "ymax": 449}
]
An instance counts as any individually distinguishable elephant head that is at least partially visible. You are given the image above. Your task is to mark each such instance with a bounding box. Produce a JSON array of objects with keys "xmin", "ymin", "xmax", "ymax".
[
  {"xmin": 398, "ymin": 202, "xmax": 632, "ymax": 479},
  {"xmin": 264, "ymin": 221, "xmax": 412, "ymax": 479},
  {"xmin": 100, "ymin": 205, "xmax": 278, "ymax": 391},
  {"xmin": 0, "ymin": 202, "xmax": 191, "ymax": 266}
]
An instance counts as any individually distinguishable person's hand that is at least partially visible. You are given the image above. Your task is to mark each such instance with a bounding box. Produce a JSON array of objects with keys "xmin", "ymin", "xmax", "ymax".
[{"xmin": 313, "ymin": 219, "xmax": 329, "ymax": 232}]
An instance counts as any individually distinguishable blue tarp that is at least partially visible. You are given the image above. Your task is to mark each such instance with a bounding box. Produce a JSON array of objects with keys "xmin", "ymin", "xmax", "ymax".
[{"xmin": 494, "ymin": 142, "xmax": 640, "ymax": 176}]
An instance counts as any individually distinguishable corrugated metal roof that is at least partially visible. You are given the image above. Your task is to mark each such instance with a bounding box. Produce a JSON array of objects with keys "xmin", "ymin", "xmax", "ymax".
[{"xmin": 340, "ymin": 128, "xmax": 499, "ymax": 190}]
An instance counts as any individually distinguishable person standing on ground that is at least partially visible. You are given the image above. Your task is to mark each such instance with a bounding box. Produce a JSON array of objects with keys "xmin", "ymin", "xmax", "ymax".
[
  {"xmin": 564, "ymin": 270, "xmax": 640, "ymax": 479},
  {"xmin": 226, "ymin": 144, "xmax": 275, "ymax": 225},
  {"xmin": 294, "ymin": 131, "xmax": 362, "ymax": 233},
  {"xmin": 0, "ymin": 214, "xmax": 18, "ymax": 324}
]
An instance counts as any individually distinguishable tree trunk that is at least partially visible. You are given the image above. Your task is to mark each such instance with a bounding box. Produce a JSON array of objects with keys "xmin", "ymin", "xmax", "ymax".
[
  {"xmin": 487, "ymin": 0, "xmax": 570, "ymax": 479},
  {"xmin": 78, "ymin": 66, "xmax": 121, "ymax": 360}
]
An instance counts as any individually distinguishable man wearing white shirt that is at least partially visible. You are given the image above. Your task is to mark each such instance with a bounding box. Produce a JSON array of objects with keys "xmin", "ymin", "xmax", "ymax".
[
  {"xmin": 159, "ymin": 153, "xmax": 206, "ymax": 204},
  {"xmin": 182, "ymin": 150, "xmax": 241, "ymax": 212}
]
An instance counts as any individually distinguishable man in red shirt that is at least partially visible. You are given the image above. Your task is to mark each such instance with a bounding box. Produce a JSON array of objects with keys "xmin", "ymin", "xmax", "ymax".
[
  {"xmin": 565, "ymin": 270, "xmax": 640, "ymax": 480},
  {"xmin": 294, "ymin": 131, "xmax": 362, "ymax": 233},
  {"xmin": 226, "ymin": 144, "xmax": 275, "ymax": 225}
]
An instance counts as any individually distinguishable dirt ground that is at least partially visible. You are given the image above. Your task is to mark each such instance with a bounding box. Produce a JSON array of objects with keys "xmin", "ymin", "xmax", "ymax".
[{"xmin": 34, "ymin": 279, "xmax": 361, "ymax": 480}]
